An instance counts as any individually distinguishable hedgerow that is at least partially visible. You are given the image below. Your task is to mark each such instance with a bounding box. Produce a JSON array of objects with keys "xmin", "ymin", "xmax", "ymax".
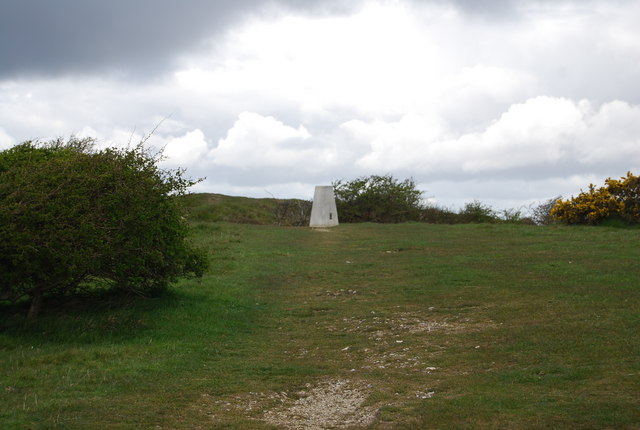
[{"xmin": 332, "ymin": 175, "xmax": 423, "ymax": 223}]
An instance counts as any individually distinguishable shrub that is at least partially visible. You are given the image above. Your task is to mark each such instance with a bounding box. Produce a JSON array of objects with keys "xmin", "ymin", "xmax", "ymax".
[
  {"xmin": 530, "ymin": 197, "xmax": 561, "ymax": 225},
  {"xmin": 419, "ymin": 205, "xmax": 461, "ymax": 224},
  {"xmin": 604, "ymin": 172, "xmax": 640, "ymax": 223},
  {"xmin": 420, "ymin": 202, "xmax": 532, "ymax": 225},
  {"xmin": 332, "ymin": 175, "xmax": 423, "ymax": 223},
  {"xmin": 498, "ymin": 208, "xmax": 536, "ymax": 225},
  {"xmin": 274, "ymin": 199, "xmax": 312, "ymax": 226},
  {"xmin": 458, "ymin": 200, "xmax": 498, "ymax": 223},
  {"xmin": 0, "ymin": 137, "xmax": 208, "ymax": 318},
  {"xmin": 551, "ymin": 172, "xmax": 640, "ymax": 225}
]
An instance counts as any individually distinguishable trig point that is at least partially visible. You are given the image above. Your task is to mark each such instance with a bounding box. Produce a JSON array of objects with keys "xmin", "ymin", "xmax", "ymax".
[{"xmin": 309, "ymin": 186, "xmax": 339, "ymax": 228}]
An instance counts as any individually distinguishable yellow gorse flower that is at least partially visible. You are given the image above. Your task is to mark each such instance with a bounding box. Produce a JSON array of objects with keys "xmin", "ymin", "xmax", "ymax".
[{"xmin": 551, "ymin": 172, "xmax": 638, "ymax": 225}]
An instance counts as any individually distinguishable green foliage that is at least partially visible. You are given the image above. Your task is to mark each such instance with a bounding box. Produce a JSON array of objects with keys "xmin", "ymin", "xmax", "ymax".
[
  {"xmin": 178, "ymin": 193, "xmax": 311, "ymax": 225},
  {"xmin": 0, "ymin": 137, "xmax": 208, "ymax": 317},
  {"xmin": 332, "ymin": 174, "xmax": 423, "ymax": 223},
  {"xmin": 179, "ymin": 193, "xmax": 278, "ymax": 224},
  {"xmin": 458, "ymin": 200, "xmax": 498, "ymax": 223},
  {"xmin": 552, "ymin": 172, "xmax": 640, "ymax": 225},
  {"xmin": 421, "ymin": 202, "xmax": 536, "ymax": 224},
  {"xmin": 419, "ymin": 205, "xmax": 461, "ymax": 224}
]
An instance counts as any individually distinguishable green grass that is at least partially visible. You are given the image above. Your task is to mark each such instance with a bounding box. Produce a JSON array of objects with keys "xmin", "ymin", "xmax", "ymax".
[
  {"xmin": 179, "ymin": 193, "xmax": 279, "ymax": 224},
  {"xmin": 1, "ymin": 217, "xmax": 640, "ymax": 428}
]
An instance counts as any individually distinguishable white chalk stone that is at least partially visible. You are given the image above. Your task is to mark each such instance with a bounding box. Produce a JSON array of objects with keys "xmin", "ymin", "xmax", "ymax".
[{"xmin": 309, "ymin": 185, "xmax": 339, "ymax": 227}]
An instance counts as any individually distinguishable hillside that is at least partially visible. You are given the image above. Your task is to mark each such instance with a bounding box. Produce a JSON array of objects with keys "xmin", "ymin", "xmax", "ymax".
[
  {"xmin": 180, "ymin": 193, "xmax": 281, "ymax": 224},
  {"xmin": 2, "ymin": 207, "xmax": 639, "ymax": 428},
  {"xmin": 180, "ymin": 193, "xmax": 313, "ymax": 226}
]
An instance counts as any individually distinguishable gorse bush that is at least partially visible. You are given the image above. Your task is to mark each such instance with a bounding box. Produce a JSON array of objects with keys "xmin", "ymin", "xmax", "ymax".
[
  {"xmin": 0, "ymin": 137, "xmax": 208, "ymax": 317},
  {"xmin": 332, "ymin": 174, "xmax": 423, "ymax": 223},
  {"xmin": 551, "ymin": 172, "xmax": 640, "ymax": 225}
]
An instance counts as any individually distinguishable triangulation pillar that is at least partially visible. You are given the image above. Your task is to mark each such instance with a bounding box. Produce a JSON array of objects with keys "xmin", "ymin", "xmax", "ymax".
[{"xmin": 309, "ymin": 186, "xmax": 339, "ymax": 228}]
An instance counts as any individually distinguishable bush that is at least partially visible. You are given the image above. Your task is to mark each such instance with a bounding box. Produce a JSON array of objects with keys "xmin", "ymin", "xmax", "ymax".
[
  {"xmin": 420, "ymin": 202, "xmax": 533, "ymax": 225},
  {"xmin": 498, "ymin": 208, "xmax": 535, "ymax": 225},
  {"xmin": 332, "ymin": 175, "xmax": 423, "ymax": 223},
  {"xmin": 0, "ymin": 137, "xmax": 208, "ymax": 318},
  {"xmin": 530, "ymin": 197, "xmax": 561, "ymax": 225},
  {"xmin": 458, "ymin": 200, "xmax": 498, "ymax": 223},
  {"xmin": 273, "ymin": 199, "xmax": 312, "ymax": 226},
  {"xmin": 551, "ymin": 172, "xmax": 640, "ymax": 225},
  {"xmin": 419, "ymin": 205, "xmax": 461, "ymax": 224}
]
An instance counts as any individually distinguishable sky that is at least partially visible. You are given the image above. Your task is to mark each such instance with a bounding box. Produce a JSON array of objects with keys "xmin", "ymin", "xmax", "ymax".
[{"xmin": 1, "ymin": 0, "xmax": 639, "ymax": 211}]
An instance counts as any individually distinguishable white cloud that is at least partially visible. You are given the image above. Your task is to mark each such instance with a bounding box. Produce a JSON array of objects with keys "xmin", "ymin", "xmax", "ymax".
[
  {"xmin": 162, "ymin": 129, "xmax": 209, "ymax": 167},
  {"xmin": 2, "ymin": 1, "xmax": 640, "ymax": 210},
  {"xmin": 0, "ymin": 127, "xmax": 15, "ymax": 149},
  {"xmin": 342, "ymin": 112, "xmax": 449, "ymax": 172},
  {"xmin": 457, "ymin": 96, "xmax": 585, "ymax": 172},
  {"xmin": 347, "ymin": 96, "xmax": 640, "ymax": 180},
  {"xmin": 209, "ymin": 112, "xmax": 315, "ymax": 168},
  {"xmin": 576, "ymin": 100, "xmax": 640, "ymax": 165},
  {"xmin": 175, "ymin": 2, "xmax": 451, "ymax": 118}
]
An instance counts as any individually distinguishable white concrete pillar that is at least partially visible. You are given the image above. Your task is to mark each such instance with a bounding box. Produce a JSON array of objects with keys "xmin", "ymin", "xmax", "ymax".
[{"xmin": 309, "ymin": 186, "xmax": 339, "ymax": 227}]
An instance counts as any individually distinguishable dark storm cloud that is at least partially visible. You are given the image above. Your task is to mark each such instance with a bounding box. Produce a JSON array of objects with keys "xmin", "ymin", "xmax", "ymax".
[
  {"xmin": 0, "ymin": 0, "xmax": 254, "ymax": 78},
  {"xmin": 0, "ymin": 0, "xmax": 354, "ymax": 79}
]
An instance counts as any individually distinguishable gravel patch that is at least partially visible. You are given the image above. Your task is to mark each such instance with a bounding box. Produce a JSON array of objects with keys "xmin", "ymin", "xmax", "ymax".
[{"xmin": 262, "ymin": 379, "xmax": 377, "ymax": 430}]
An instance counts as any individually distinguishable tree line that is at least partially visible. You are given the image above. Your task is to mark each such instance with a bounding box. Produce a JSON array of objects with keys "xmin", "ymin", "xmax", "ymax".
[{"xmin": 331, "ymin": 173, "xmax": 639, "ymax": 227}]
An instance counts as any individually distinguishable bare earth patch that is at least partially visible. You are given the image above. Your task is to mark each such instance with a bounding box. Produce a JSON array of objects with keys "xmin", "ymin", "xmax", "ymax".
[
  {"xmin": 191, "ymin": 379, "xmax": 377, "ymax": 429},
  {"xmin": 262, "ymin": 379, "xmax": 377, "ymax": 430},
  {"xmin": 328, "ymin": 312, "xmax": 497, "ymax": 373},
  {"xmin": 187, "ymin": 311, "xmax": 497, "ymax": 428},
  {"xmin": 337, "ymin": 312, "xmax": 497, "ymax": 338}
]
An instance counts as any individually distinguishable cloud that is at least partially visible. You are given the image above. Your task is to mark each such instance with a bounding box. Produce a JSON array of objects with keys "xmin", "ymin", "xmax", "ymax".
[
  {"xmin": 454, "ymin": 96, "xmax": 585, "ymax": 172},
  {"xmin": 0, "ymin": 127, "xmax": 15, "ymax": 149},
  {"xmin": 0, "ymin": 0, "xmax": 363, "ymax": 80},
  {"xmin": 209, "ymin": 112, "xmax": 314, "ymax": 168},
  {"xmin": 162, "ymin": 129, "xmax": 210, "ymax": 167},
  {"xmin": 347, "ymin": 96, "xmax": 640, "ymax": 180},
  {"xmin": 575, "ymin": 100, "xmax": 640, "ymax": 165},
  {"xmin": 1, "ymin": 0, "xmax": 639, "ymax": 210},
  {"xmin": 175, "ymin": 2, "xmax": 440, "ymax": 118},
  {"xmin": 0, "ymin": 0, "xmax": 250, "ymax": 79}
]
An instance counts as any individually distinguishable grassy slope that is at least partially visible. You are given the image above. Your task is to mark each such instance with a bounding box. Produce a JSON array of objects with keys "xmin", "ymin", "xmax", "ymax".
[
  {"xmin": 179, "ymin": 193, "xmax": 279, "ymax": 225},
  {"xmin": 1, "ymin": 198, "xmax": 639, "ymax": 428}
]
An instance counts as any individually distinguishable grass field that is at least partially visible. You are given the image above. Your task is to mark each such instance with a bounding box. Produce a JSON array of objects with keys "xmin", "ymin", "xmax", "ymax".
[{"xmin": 1, "ymin": 205, "xmax": 640, "ymax": 428}]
